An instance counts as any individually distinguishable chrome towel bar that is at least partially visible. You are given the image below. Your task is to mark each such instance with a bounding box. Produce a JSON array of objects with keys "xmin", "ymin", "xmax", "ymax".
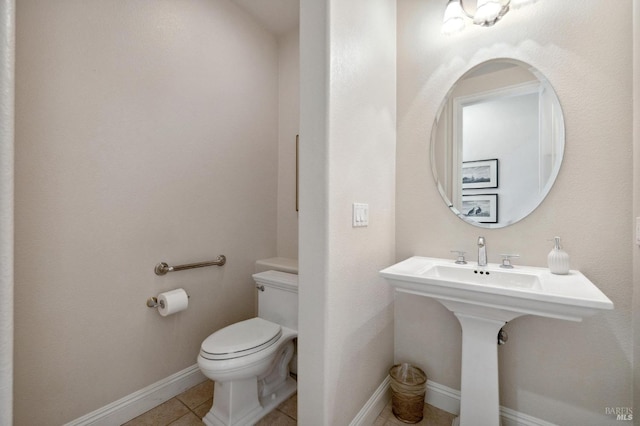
[{"xmin": 154, "ymin": 255, "xmax": 226, "ymax": 276}]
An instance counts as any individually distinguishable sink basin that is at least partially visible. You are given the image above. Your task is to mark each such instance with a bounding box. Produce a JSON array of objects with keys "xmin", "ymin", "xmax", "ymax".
[
  {"xmin": 422, "ymin": 264, "xmax": 542, "ymax": 290},
  {"xmin": 381, "ymin": 256, "xmax": 613, "ymax": 426},
  {"xmin": 381, "ymin": 256, "xmax": 613, "ymax": 322}
]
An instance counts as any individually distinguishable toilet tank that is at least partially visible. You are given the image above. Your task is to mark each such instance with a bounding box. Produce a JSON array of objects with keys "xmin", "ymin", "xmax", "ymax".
[
  {"xmin": 253, "ymin": 270, "xmax": 298, "ymax": 331},
  {"xmin": 254, "ymin": 257, "xmax": 298, "ymax": 274}
]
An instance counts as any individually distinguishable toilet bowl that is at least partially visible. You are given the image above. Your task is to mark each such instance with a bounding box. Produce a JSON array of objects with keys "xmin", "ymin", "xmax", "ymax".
[{"xmin": 197, "ymin": 270, "xmax": 298, "ymax": 426}]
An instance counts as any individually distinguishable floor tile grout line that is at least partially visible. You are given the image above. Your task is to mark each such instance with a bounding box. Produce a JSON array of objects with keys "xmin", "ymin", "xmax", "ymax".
[
  {"xmin": 276, "ymin": 407, "xmax": 296, "ymax": 422},
  {"xmin": 172, "ymin": 397, "xmax": 202, "ymax": 424},
  {"xmin": 185, "ymin": 399, "xmax": 203, "ymax": 420},
  {"xmin": 174, "ymin": 397, "xmax": 192, "ymax": 413}
]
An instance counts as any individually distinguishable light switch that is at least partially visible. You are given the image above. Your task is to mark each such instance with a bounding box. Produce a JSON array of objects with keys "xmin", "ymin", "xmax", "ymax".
[{"xmin": 353, "ymin": 203, "xmax": 369, "ymax": 227}]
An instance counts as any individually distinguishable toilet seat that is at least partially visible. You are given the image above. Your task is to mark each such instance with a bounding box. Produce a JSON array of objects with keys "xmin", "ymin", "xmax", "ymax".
[{"xmin": 200, "ymin": 317, "xmax": 282, "ymax": 361}]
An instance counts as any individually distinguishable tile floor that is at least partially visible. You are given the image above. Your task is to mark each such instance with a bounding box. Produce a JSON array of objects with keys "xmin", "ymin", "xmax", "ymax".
[{"xmin": 122, "ymin": 380, "xmax": 456, "ymax": 426}]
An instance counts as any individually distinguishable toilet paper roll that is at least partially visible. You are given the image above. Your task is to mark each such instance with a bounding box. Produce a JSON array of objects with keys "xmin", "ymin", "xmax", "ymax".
[{"xmin": 157, "ymin": 288, "xmax": 189, "ymax": 316}]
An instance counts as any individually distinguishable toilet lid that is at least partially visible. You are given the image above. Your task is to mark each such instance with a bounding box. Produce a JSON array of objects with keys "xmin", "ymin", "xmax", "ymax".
[{"xmin": 200, "ymin": 317, "xmax": 282, "ymax": 361}]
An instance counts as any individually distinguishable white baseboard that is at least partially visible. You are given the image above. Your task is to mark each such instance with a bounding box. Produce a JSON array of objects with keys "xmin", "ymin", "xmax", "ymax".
[
  {"xmin": 65, "ymin": 365, "xmax": 558, "ymax": 426},
  {"xmin": 349, "ymin": 376, "xmax": 391, "ymax": 426},
  {"xmin": 65, "ymin": 364, "xmax": 207, "ymax": 426},
  {"xmin": 352, "ymin": 377, "xmax": 557, "ymax": 426},
  {"xmin": 425, "ymin": 380, "xmax": 461, "ymax": 416},
  {"xmin": 500, "ymin": 406, "xmax": 558, "ymax": 426}
]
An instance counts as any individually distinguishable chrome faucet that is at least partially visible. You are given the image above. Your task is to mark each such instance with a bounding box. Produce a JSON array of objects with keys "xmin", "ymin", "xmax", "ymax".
[{"xmin": 477, "ymin": 236, "xmax": 487, "ymax": 267}]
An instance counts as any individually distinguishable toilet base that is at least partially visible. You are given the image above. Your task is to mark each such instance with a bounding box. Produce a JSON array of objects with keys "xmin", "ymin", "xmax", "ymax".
[{"xmin": 202, "ymin": 376, "xmax": 296, "ymax": 426}]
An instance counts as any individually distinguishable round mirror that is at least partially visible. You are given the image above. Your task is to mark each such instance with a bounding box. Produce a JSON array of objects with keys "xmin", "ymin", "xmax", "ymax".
[{"xmin": 431, "ymin": 59, "xmax": 565, "ymax": 228}]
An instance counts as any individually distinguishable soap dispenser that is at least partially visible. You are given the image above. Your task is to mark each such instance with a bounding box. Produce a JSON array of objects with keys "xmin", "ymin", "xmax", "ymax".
[{"xmin": 547, "ymin": 236, "xmax": 570, "ymax": 275}]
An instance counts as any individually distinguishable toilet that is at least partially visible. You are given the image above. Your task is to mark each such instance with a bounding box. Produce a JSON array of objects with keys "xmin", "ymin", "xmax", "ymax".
[{"xmin": 197, "ymin": 267, "xmax": 298, "ymax": 426}]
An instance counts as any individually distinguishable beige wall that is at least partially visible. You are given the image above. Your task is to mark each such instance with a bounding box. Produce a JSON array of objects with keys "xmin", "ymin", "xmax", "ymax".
[
  {"xmin": 14, "ymin": 1, "xmax": 281, "ymax": 424},
  {"xmin": 0, "ymin": 0, "xmax": 14, "ymax": 424},
  {"xmin": 397, "ymin": 1, "xmax": 633, "ymax": 425},
  {"xmin": 298, "ymin": 0, "xmax": 396, "ymax": 423},
  {"xmin": 633, "ymin": 0, "xmax": 640, "ymax": 415},
  {"xmin": 277, "ymin": 28, "xmax": 299, "ymax": 260}
]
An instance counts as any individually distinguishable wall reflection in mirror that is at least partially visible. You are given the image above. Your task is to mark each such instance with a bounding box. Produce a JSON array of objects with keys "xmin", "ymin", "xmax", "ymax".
[{"xmin": 431, "ymin": 59, "xmax": 565, "ymax": 228}]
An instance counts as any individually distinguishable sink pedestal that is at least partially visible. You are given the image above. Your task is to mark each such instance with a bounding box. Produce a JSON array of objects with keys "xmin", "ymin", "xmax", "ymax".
[
  {"xmin": 454, "ymin": 313, "xmax": 509, "ymax": 426},
  {"xmin": 441, "ymin": 301, "xmax": 523, "ymax": 426}
]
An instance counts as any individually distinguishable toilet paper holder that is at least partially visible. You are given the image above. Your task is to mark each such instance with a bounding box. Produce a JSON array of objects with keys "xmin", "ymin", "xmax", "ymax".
[
  {"xmin": 146, "ymin": 293, "xmax": 190, "ymax": 309},
  {"xmin": 146, "ymin": 297, "xmax": 165, "ymax": 309}
]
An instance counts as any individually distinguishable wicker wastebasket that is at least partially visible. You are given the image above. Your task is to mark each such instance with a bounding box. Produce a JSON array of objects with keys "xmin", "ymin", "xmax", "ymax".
[{"xmin": 389, "ymin": 363, "xmax": 427, "ymax": 424}]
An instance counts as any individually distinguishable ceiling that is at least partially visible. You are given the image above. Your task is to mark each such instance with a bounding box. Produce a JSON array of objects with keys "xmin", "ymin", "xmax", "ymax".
[{"xmin": 231, "ymin": 0, "xmax": 300, "ymax": 36}]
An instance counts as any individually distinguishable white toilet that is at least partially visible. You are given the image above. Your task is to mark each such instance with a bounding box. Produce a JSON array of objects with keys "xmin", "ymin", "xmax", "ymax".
[{"xmin": 197, "ymin": 268, "xmax": 298, "ymax": 426}]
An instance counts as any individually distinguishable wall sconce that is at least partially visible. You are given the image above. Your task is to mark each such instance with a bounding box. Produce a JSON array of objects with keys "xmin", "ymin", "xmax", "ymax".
[{"xmin": 442, "ymin": 0, "xmax": 535, "ymax": 35}]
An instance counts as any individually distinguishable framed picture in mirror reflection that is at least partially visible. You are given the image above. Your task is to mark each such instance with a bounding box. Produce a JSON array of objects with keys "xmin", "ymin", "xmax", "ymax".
[
  {"xmin": 462, "ymin": 194, "xmax": 498, "ymax": 223},
  {"xmin": 462, "ymin": 159, "xmax": 498, "ymax": 189}
]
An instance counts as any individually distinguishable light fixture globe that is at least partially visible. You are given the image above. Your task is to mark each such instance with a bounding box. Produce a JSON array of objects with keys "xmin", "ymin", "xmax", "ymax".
[
  {"xmin": 442, "ymin": 0, "xmax": 466, "ymax": 34},
  {"xmin": 473, "ymin": 0, "xmax": 504, "ymax": 25},
  {"xmin": 442, "ymin": 0, "xmax": 515, "ymax": 34}
]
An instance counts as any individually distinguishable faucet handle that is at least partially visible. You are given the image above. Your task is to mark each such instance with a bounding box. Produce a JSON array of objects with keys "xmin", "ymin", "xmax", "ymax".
[
  {"xmin": 450, "ymin": 250, "xmax": 467, "ymax": 264},
  {"xmin": 499, "ymin": 254, "xmax": 520, "ymax": 269}
]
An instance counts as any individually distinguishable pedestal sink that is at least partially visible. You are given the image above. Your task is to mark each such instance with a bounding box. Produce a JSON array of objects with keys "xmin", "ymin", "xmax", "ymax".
[{"xmin": 380, "ymin": 256, "xmax": 613, "ymax": 426}]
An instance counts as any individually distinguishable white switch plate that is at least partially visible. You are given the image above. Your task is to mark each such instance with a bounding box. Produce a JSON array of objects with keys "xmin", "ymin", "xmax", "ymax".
[
  {"xmin": 353, "ymin": 203, "xmax": 369, "ymax": 227},
  {"xmin": 636, "ymin": 217, "xmax": 640, "ymax": 245}
]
